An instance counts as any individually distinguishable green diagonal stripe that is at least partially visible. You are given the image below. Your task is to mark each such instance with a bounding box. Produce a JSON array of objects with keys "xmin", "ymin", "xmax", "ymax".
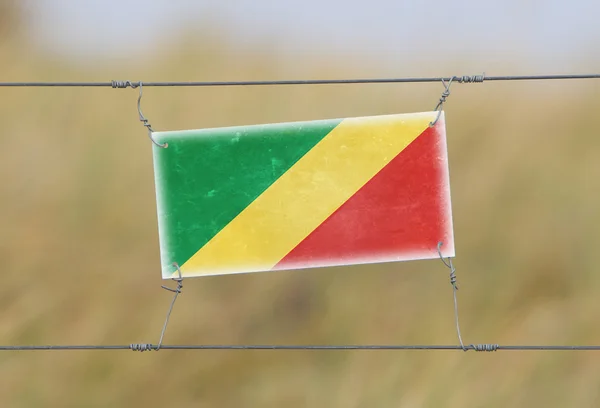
[{"xmin": 152, "ymin": 119, "xmax": 341, "ymax": 274}]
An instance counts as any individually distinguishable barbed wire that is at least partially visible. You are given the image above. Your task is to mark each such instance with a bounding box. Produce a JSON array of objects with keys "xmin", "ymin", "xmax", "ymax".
[
  {"xmin": 0, "ymin": 344, "xmax": 599, "ymax": 352},
  {"xmin": 0, "ymin": 73, "xmax": 599, "ymax": 87},
  {"xmin": 2, "ymin": 72, "xmax": 598, "ymax": 354}
]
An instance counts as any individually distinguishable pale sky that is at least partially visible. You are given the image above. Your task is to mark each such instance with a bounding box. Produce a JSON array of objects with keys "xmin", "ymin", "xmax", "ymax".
[{"xmin": 22, "ymin": 0, "xmax": 600, "ymax": 71}]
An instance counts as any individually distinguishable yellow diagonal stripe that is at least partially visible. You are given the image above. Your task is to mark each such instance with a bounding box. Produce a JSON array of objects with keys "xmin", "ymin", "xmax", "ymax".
[{"xmin": 178, "ymin": 112, "xmax": 436, "ymax": 277}]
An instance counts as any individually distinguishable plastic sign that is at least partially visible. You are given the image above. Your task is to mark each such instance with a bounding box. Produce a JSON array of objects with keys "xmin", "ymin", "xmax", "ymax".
[{"xmin": 151, "ymin": 111, "xmax": 455, "ymax": 279}]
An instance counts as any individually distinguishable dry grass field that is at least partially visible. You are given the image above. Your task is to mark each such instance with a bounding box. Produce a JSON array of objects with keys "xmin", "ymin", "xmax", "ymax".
[{"xmin": 2, "ymin": 2, "xmax": 600, "ymax": 406}]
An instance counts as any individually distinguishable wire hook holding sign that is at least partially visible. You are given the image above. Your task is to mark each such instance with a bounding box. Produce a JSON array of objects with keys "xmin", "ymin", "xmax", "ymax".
[
  {"xmin": 429, "ymin": 73, "xmax": 485, "ymax": 127},
  {"xmin": 437, "ymin": 241, "xmax": 465, "ymax": 350},
  {"xmin": 430, "ymin": 78, "xmax": 453, "ymax": 127},
  {"xmin": 136, "ymin": 82, "xmax": 168, "ymax": 148},
  {"xmin": 156, "ymin": 263, "xmax": 184, "ymax": 350},
  {"xmin": 111, "ymin": 80, "xmax": 168, "ymax": 148},
  {"xmin": 129, "ymin": 263, "xmax": 184, "ymax": 352},
  {"xmin": 437, "ymin": 242, "xmax": 498, "ymax": 352}
]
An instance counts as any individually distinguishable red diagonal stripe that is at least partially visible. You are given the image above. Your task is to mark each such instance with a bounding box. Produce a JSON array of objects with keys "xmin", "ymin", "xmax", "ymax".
[{"xmin": 274, "ymin": 124, "xmax": 453, "ymax": 270}]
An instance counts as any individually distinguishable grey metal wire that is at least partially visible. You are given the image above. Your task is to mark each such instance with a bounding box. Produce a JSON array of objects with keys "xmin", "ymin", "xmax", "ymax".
[
  {"xmin": 156, "ymin": 263, "xmax": 184, "ymax": 350},
  {"xmin": 121, "ymin": 264, "xmax": 185, "ymax": 353},
  {"xmin": 0, "ymin": 344, "xmax": 598, "ymax": 351},
  {"xmin": 1, "ymin": 73, "xmax": 600, "ymax": 87},
  {"xmin": 430, "ymin": 78, "xmax": 453, "ymax": 126},
  {"xmin": 437, "ymin": 242, "xmax": 467, "ymax": 350},
  {"xmin": 435, "ymin": 242, "xmax": 503, "ymax": 353},
  {"xmin": 135, "ymin": 82, "xmax": 167, "ymax": 148}
]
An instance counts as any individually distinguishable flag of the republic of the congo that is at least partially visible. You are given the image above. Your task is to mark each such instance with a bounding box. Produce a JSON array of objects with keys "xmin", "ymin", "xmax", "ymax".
[{"xmin": 151, "ymin": 111, "xmax": 455, "ymax": 279}]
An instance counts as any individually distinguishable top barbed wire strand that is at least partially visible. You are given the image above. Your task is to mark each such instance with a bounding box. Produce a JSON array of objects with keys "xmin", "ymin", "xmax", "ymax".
[{"xmin": 1, "ymin": 73, "xmax": 600, "ymax": 87}]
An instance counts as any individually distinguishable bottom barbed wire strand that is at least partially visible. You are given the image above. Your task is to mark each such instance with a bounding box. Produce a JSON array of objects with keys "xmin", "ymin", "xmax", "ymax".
[{"xmin": 0, "ymin": 344, "xmax": 598, "ymax": 351}]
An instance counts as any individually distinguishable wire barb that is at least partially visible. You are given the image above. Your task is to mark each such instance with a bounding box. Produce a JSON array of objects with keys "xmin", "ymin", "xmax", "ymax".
[
  {"xmin": 111, "ymin": 80, "xmax": 139, "ymax": 89},
  {"xmin": 130, "ymin": 343, "xmax": 155, "ymax": 352},
  {"xmin": 454, "ymin": 73, "xmax": 485, "ymax": 84},
  {"xmin": 469, "ymin": 344, "xmax": 499, "ymax": 352}
]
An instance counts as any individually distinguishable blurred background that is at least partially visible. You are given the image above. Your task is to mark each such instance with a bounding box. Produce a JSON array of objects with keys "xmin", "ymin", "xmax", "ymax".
[{"xmin": 2, "ymin": 0, "xmax": 600, "ymax": 406}]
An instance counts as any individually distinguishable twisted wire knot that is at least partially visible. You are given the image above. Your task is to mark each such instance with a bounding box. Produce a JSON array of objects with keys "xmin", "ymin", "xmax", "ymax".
[
  {"xmin": 130, "ymin": 343, "xmax": 155, "ymax": 352},
  {"xmin": 448, "ymin": 263, "xmax": 458, "ymax": 289},
  {"xmin": 454, "ymin": 74, "xmax": 485, "ymax": 83},
  {"xmin": 111, "ymin": 80, "xmax": 140, "ymax": 89},
  {"xmin": 139, "ymin": 116, "xmax": 153, "ymax": 134},
  {"xmin": 470, "ymin": 344, "xmax": 499, "ymax": 352},
  {"xmin": 437, "ymin": 242, "xmax": 458, "ymax": 290},
  {"xmin": 434, "ymin": 86, "xmax": 451, "ymax": 112}
]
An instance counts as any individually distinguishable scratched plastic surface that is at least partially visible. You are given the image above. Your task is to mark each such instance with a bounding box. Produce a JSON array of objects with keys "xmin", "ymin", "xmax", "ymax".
[{"xmin": 151, "ymin": 111, "xmax": 454, "ymax": 279}]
